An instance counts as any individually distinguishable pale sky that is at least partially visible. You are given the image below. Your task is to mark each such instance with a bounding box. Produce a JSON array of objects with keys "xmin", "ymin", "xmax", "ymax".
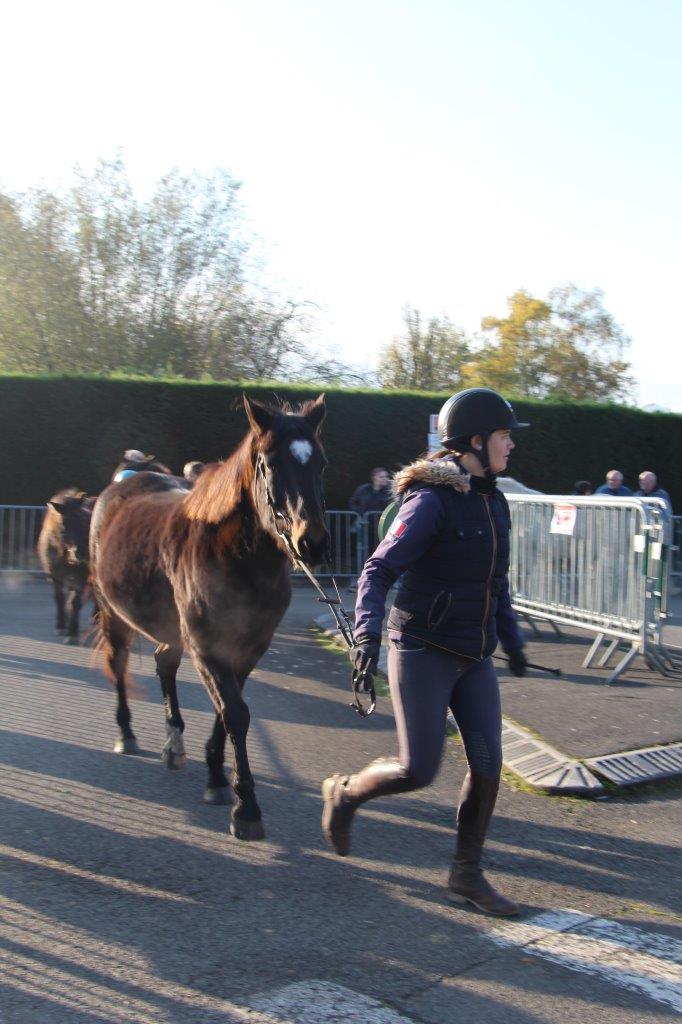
[{"xmin": 3, "ymin": 0, "xmax": 681, "ymax": 409}]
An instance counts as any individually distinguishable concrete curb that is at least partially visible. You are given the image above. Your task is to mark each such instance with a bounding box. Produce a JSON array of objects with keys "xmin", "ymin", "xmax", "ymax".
[{"xmin": 313, "ymin": 612, "xmax": 682, "ymax": 795}]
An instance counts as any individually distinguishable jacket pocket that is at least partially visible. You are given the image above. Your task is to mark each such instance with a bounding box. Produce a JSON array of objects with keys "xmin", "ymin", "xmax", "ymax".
[{"xmin": 427, "ymin": 590, "xmax": 452, "ymax": 630}]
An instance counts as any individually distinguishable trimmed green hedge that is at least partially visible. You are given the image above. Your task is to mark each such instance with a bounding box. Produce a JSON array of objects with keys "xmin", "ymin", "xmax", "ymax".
[{"xmin": 1, "ymin": 374, "xmax": 680, "ymax": 510}]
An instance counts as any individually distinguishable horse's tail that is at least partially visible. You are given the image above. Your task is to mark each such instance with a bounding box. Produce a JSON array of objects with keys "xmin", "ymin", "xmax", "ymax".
[{"xmin": 89, "ymin": 600, "xmax": 141, "ymax": 700}]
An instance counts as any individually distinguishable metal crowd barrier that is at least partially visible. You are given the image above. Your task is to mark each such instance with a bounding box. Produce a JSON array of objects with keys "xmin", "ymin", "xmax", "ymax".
[
  {"xmin": 507, "ymin": 495, "xmax": 679, "ymax": 684},
  {"xmin": 294, "ymin": 510, "xmax": 384, "ymax": 579},
  {"xmin": 0, "ymin": 504, "xmax": 366, "ymax": 581},
  {"xmin": 4, "ymin": 499, "xmax": 679, "ymax": 685},
  {"xmin": 0, "ymin": 505, "xmax": 45, "ymax": 574},
  {"xmin": 296, "ymin": 510, "xmax": 362, "ymax": 578},
  {"xmin": 672, "ymin": 516, "xmax": 682, "ymax": 581}
]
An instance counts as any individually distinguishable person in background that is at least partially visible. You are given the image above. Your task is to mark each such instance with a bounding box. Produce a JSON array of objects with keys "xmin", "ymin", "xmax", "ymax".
[
  {"xmin": 350, "ymin": 468, "xmax": 392, "ymax": 517},
  {"xmin": 572, "ymin": 480, "xmax": 592, "ymax": 495},
  {"xmin": 636, "ymin": 471, "xmax": 672, "ymax": 513},
  {"xmin": 322, "ymin": 388, "xmax": 530, "ymax": 917},
  {"xmin": 595, "ymin": 470, "xmax": 633, "ymax": 496},
  {"xmin": 112, "ymin": 450, "xmax": 172, "ymax": 482},
  {"xmin": 183, "ymin": 461, "xmax": 206, "ymax": 483},
  {"xmin": 348, "ymin": 468, "xmax": 393, "ymax": 590}
]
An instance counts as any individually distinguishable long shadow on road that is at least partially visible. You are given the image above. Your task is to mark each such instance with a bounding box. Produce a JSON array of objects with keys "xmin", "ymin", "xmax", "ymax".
[{"xmin": 2, "ymin": 583, "xmax": 681, "ymax": 1023}]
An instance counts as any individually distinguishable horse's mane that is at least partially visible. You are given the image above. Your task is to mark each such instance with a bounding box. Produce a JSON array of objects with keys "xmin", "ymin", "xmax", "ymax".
[{"xmin": 182, "ymin": 431, "xmax": 258, "ymax": 524}]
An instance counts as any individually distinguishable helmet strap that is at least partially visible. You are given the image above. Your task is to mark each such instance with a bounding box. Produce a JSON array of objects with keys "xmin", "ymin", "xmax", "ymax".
[{"xmin": 457, "ymin": 431, "xmax": 495, "ymax": 478}]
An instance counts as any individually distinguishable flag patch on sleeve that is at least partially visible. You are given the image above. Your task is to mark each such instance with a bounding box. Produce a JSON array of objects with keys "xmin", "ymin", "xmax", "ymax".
[{"xmin": 387, "ymin": 518, "xmax": 408, "ymax": 539}]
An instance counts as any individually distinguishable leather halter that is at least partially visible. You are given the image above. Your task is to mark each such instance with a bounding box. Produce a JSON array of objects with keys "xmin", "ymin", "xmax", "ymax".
[{"xmin": 256, "ymin": 456, "xmax": 376, "ymax": 717}]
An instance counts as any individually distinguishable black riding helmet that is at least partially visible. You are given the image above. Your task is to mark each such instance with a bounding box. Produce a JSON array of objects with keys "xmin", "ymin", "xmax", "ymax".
[{"xmin": 438, "ymin": 388, "xmax": 530, "ymax": 476}]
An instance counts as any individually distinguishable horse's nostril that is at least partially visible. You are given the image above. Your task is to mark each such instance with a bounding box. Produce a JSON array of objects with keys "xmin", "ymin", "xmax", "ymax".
[
  {"xmin": 296, "ymin": 537, "xmax": 311, "ymax": 562},
  {"xmin": 296, "ymin": 534, "xmax": 330, "ymax": 567}
]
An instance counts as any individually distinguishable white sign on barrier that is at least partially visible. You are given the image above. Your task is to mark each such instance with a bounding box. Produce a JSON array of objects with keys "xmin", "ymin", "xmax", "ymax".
[
  {"xmin": 549, "ymin": 502, "xmax": 577, "ymax": 536},
  {"xmin": 428, "ymin": 414, "xmax": 440, "ymax": 453}
]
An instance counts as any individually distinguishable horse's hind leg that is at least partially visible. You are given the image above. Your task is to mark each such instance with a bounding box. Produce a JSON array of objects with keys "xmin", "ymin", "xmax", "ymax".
[
  {"xmin": 155, "ymin": 644, "xmax": 186, "ymax": 771},
  {"xmin": 203, "ymin": 713, "xmax": 232, "ymax": 805},
  {"xmin": 194, "ymin": 657, "xmax": 263, "ymax": 840},
  {"xmin": 100, "ymin": 608, "xmax": 137, "ymax": 754}
]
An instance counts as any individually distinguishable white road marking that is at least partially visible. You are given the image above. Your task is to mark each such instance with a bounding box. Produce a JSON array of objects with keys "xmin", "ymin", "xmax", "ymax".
[
  {"xmin": 490, "ymin": 908, "xmax": 682, "ymax": 1013},
  {"xmin": 242, "ymin": 980, "xmax": 415, "ymax": 1023},
  {"xmin": 290, "ymin": 439, "xmax": 313, "ymax": 464}
]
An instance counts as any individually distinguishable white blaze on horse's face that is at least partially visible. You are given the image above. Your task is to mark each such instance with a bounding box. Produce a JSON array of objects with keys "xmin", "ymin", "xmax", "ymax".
[{"xmin": 290, "ymin": 439, "xmax": 313, "ymax": 465}]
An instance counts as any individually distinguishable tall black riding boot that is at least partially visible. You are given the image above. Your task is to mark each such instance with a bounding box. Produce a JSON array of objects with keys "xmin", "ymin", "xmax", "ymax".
[
  {"xmin": 448, "ymin": 770, "xmax": 520, "ymax": 916},
  {"xmin": 321, "ymin": 757, "xmax": 415, "ymax": 856}
]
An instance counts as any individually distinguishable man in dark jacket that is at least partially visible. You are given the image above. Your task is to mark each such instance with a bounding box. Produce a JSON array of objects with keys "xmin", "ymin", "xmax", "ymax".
[
  {"xmin": 349, "ymin": 468, "xmax": 392, "ymax": 516},
  {"xmin": 348, "ymin": 468, "xmax": 393, "ymax": 589},
  {"xmin": 636, "ymin": 471, "xmax": 672, "ymax": 513},
  {"xmin": 595, "ymin": 469, "xmax": 633, "ymax": 496}
]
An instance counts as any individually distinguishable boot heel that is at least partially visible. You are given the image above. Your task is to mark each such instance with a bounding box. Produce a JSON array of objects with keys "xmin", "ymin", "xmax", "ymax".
[
  {"xmin": 446, "ymin": 890, "xmax": 468, "ymax": 905},
  {"xmin": 321, "ymin": 775, "xmax": 352, "ymax": 856}
]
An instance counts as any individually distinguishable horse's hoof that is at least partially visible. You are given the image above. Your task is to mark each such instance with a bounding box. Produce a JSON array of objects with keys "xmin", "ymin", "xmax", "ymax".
[
  {"xmin": 229, "ymin": 818, "xmax": 265, "ymax": 841},
  {"xmin": 203, "ymin": 786, "xmax": 233, "ymax": 805},
  {"xmin": 114, "ymin": 737, "xmax": 139, "ymax": 754},
  {"xmin": 63, "ymin": 635, "xmax": 79, "ymax": 646},
  {"xmin": 161, "ymin": 750, "xmax": 187, "ymax": 771}
]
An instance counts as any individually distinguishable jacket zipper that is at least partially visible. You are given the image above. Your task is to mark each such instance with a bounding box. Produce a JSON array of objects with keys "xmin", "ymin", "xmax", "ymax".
[{"xmin": 480, "ymin": 494, "xmax": 497, "ymax": 658}]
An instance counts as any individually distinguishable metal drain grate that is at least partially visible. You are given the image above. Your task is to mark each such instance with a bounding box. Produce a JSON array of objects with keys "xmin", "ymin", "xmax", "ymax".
[
  {"xmin": 502, "ymin": 721, "xmax": 603, "ymax": 795},
  {"xmin": 586, "ymin": 743, "xmax": 682, "ymax": 786}
]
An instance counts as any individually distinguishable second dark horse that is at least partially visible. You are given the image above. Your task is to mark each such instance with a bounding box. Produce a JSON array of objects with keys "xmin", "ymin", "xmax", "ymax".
[
  {"xmin": 90, "ymin": 395, "xmax": 329, "ymax": 839},
  {"xmin": 38, "ymin": 489, "xmax": 94, "ymax": 643}
]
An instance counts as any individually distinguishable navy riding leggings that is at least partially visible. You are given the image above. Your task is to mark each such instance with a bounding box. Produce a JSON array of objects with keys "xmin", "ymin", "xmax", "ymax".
[{"xmin": 387, "ymin": 638, "xmax": 502, "ymax": 785}]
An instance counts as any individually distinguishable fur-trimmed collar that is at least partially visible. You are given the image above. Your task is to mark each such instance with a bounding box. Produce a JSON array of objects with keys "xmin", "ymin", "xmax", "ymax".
[{"xmin": 392, "ymin": 457, "xmax": 470, "ymax": 497}]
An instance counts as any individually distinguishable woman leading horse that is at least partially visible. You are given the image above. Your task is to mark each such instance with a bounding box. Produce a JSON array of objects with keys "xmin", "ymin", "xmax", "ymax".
[{"xmin": 322, "ymin": 388, "xmax": 530, "ymax": 915}]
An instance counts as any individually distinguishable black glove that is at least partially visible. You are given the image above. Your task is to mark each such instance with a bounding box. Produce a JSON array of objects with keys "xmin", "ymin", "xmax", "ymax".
[
  {"xmin": 507, "ymin": 647, "xmax": 528, "ymax": 677},
  {"xmin": 349, "ymin": 638, "xmax": 381, "ymax": 690}
]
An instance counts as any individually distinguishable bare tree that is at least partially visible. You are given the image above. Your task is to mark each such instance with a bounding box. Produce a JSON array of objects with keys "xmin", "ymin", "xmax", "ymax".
[
  {"xmin": 0, "ymin": 158, "xmax": 341, "ymax": 382},
  {"xmin": 378, "ymin": 306, "xmax": 471, "ymax": 390}
]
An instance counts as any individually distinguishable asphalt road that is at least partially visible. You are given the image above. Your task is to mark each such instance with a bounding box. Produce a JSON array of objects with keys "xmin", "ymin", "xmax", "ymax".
[{"xmin": 1, "ymin": 579, "xmax": 681, "ymax": 1024}]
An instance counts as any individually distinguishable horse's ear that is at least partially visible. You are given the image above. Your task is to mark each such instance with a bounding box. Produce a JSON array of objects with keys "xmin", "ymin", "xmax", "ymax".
[
  {"xmin": 243, "ymin": 395, "xmax": 274, "ymax": 435},
  {"xmin": 301, "ymin": 391, "xmax": 325, "ymax": 432},
  {"xmin": 47, "ymin": 500, "xmax": 64, "ymax": 515},
  {"xmin": 304, "ymin": 393, "xmax": 326, "ymax": 434}
]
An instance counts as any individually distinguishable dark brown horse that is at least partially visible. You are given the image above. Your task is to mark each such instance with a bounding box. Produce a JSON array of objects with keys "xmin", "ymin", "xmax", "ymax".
[
  {"xmin": 37, "ymin": 489, "xmax": 94, "ymax": 643},
  {"xmin": 91, "ymin": 395, "xmax": 328, "ymax": 838}
]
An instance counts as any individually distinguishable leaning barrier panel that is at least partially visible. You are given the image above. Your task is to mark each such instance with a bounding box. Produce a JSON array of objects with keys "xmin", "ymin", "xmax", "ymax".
[{"xmin": 507, "ymin": 494, "xmax": 677, "ymax": 683}]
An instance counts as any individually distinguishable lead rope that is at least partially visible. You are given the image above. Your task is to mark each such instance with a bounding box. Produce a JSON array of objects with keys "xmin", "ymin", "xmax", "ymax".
[{"xmin": 258, "ymin": 460, "xmax": 376, "ymax": 717}]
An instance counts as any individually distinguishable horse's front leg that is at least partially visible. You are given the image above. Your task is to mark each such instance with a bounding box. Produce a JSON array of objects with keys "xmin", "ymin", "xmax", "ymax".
[
  {"xmin": 52, "ymin": 578, "xmax": 67, "ymax": 635},
  {"xmin": 155, "ymin": 644, "xmax": 186, "ymax": 771},
  {"xmin": 64, "ymin": 586, "xmax": 82, "ymax": 645},
  {"xmin": 195, "ymin": 656, "xmax": 263, "ymax": 840}
]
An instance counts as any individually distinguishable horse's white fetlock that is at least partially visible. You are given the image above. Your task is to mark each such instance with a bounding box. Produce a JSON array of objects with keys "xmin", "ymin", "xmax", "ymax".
[{"xmin": 162, "ymin": 724, "xmax": 186, "ymax": 768}]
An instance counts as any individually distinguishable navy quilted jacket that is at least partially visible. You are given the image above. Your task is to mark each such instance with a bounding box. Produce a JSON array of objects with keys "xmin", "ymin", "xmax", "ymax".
[{"xmin": 354, "ymin": 457, "xmax": 523, "ymax": 660}]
